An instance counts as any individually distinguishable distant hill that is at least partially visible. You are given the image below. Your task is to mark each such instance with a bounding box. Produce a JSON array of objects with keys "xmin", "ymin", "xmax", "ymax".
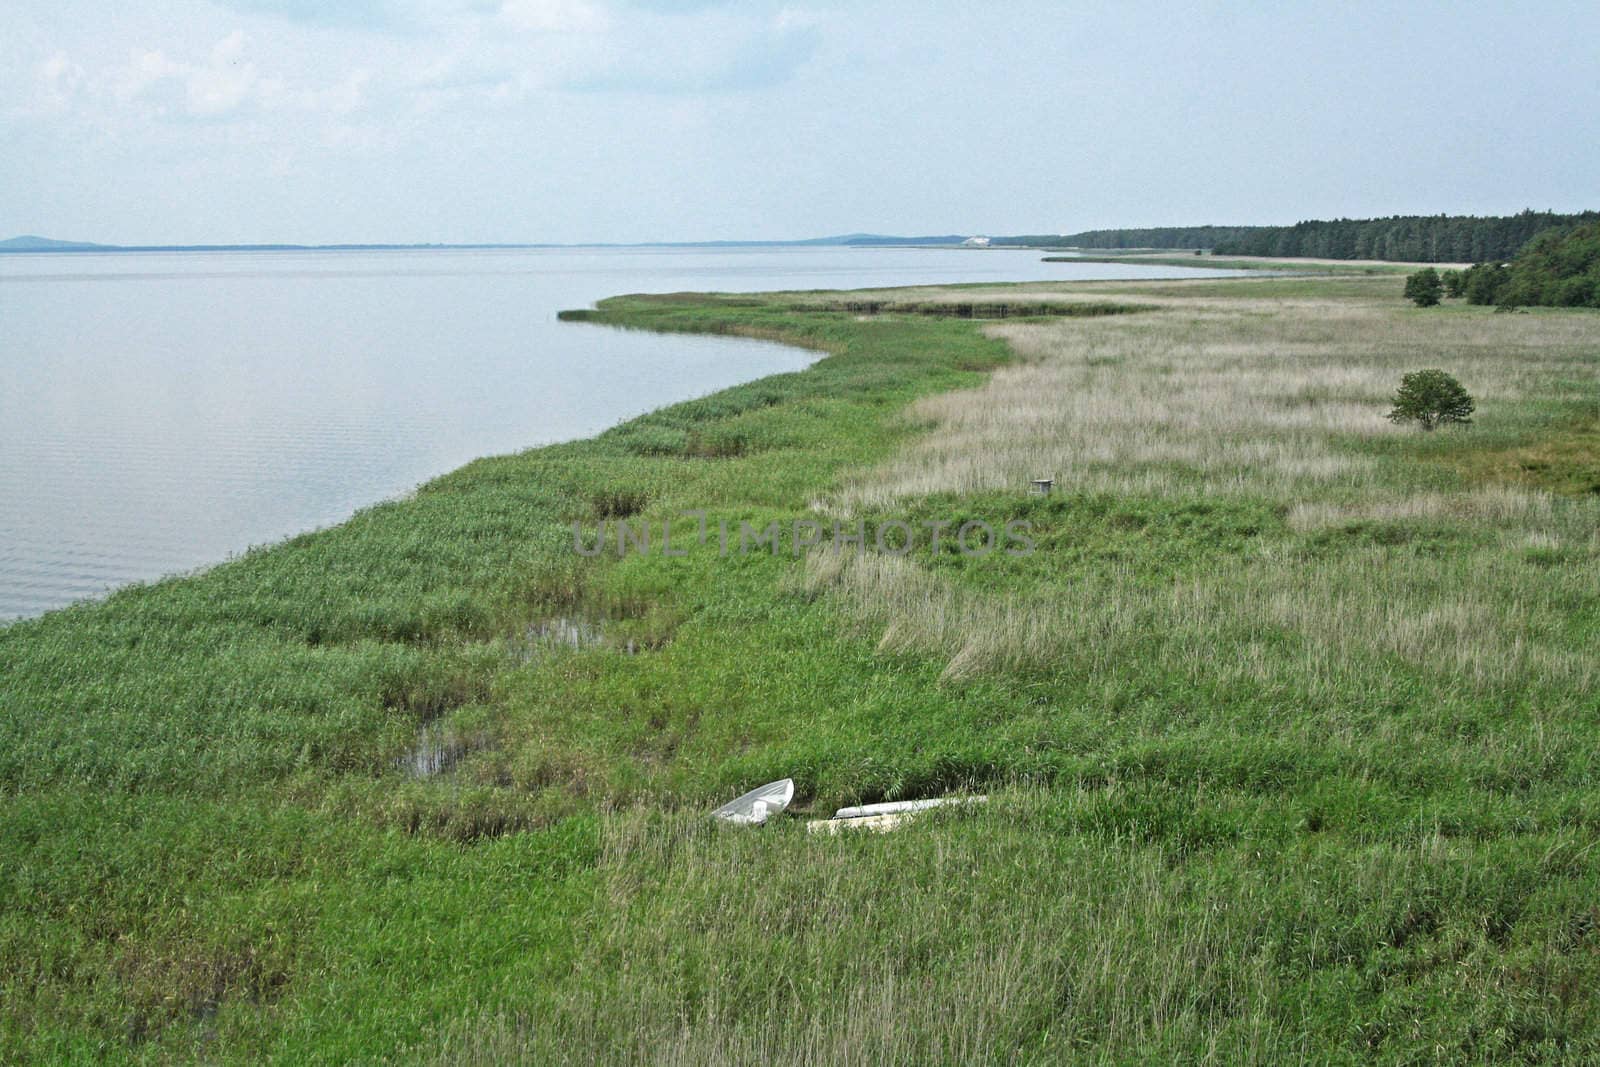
[{"xmin": 0, "ymin": 235, "xmax": 108, "ymax": 252}]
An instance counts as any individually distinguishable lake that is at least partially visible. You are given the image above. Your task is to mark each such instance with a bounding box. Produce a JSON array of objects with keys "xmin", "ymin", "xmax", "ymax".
[{"xmin": 0, "ymin": 245, "xmax": 1245, "ymax": 620}]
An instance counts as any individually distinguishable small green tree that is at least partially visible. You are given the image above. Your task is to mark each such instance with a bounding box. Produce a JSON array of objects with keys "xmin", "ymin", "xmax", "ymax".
[
  {"xmin": 1387, "ymin": 369, "xmax": 1474, "ymax": 431},
  {"xmin": 1403, "ymin": 268, "xmax": 1443, "ymax": 307},
  {"xmin": 1441, "ymin": 269, "xmax": 1465, "ymax": 298}
]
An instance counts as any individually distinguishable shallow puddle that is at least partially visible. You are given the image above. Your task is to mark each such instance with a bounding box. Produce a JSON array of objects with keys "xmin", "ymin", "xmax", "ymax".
[
  {"xmin": 400, "ymin": 615, "xmax": 640, "ymax": 775},
  {"xmin": 399, "ymin": 721, "xmax": 489, "ymax": 777},
  {"xmin": 505, "ymin": 615, "xmax": 637, "ymax": 662}
]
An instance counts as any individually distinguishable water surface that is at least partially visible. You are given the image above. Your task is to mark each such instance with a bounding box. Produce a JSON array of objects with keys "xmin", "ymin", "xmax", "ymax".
[{"xmin": 0, "ymin": 246, "xmax": 1245, "ymax": 619}]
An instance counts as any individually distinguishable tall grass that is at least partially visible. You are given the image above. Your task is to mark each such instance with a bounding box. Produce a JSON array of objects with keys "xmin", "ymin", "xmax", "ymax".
[
  {"xmin": 430, "ymin": 796, "xmax": 1600, "ymax": 1065},
  {"xmin": 4, "ymin": 279, "xmax": 1600, "ymax": 1061},
  {"xmin": 800, "ymin": 291, "xmax": 1600, "ymax": 699},
  {"xmin": 840, "ymin": 298, "xmax": 1600, "ymax": 505}
]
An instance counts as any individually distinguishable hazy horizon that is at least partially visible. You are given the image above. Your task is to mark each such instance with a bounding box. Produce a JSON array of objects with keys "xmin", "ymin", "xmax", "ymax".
[
  {"xmin": 7, "ymin": 213, "xmax": 1599, "ymax": 252},
  {"xmin": 6, "ymin": 1, "xmax": 1599, "ymax": 246},
  {"xmin": 0, "ymin": 230, "xmax": 1002, "ymax": 247}
]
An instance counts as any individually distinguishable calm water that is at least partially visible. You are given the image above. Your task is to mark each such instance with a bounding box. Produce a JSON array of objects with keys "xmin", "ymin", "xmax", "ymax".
[{"xmin": 0, "ymin": 246, "xmax": 1244, "ymax": 620}]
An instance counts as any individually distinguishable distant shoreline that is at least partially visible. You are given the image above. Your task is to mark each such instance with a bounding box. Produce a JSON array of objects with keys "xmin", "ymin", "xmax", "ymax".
[
  {"xmin": 0, "ymin": 241, "xmax": 1465, "ymax": 274},
  {"xmin": 0, "ymin": 242, "xmax": 557, "ymax": 255},
  {"xmin": 0, "ymin": 235, "xmax": 977, "ymax": 255}
]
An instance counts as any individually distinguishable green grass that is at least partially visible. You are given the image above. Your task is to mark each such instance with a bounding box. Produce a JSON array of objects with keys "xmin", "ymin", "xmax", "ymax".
[
  {"xmin": 3, "ymin": 281, "xmax": 1600, "ymax": 1062},
  {"xmin": 1437, "ymin": 411, "xmax": 1600, "ymax": 496}
]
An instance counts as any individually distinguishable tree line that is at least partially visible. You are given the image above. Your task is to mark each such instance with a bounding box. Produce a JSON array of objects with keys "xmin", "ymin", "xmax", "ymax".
[
  {"xmin": 1032, "ymin": 211, "xmax": 1600, "ymax": 263},
  {"xmin": 1213, "ymin": 211, "xmax": 1600, "ymax": 262},
  {"xmin": 1419, "ymin": 222, "xmax": 1600, "ymax": 308},
  {"xmin": 991, "ymin": 227, "xmax": 1262, "ymax": 251}
]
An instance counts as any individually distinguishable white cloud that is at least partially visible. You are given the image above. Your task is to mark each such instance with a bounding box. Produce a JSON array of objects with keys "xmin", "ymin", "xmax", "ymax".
[
  {"xmin": 32, "ymin": 51, "xmax": 88, "ymax": 114},
  {"xmin": 308, "ymin": 69, "xmax": 372, "ymax": 115},
  {"xmin": 23, "ymin": 30, "xmax": 377, "ymax": 125},
  {"xmin": 6, "ymin": 0, "xmax": 823, "ymax": 170},
  {"xmin": 499, "ymin": 0, "xmax": 612, "ymax": 34},
  {"xmin": 560, "ymin": 9, "xmax": 821, "ymax": 94},
  {"xmin": 113, "ymin": 49, "xmax": 184, "ymax": 106},
  {"xmin": 183, "ymin": 31, "xmax": 259, "ymax": 116}
]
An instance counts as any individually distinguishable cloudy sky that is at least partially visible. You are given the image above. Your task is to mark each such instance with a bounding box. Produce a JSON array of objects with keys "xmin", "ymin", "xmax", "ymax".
[{"xmin": 4, "ymin": 0, "xmax": 1596, "ymax": 244}]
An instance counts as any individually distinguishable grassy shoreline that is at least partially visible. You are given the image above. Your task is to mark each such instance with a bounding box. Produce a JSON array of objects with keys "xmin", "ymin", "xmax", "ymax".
[{"xmin": 5, "ymin": 275, "xmax": 1600, "ymax": 1061}]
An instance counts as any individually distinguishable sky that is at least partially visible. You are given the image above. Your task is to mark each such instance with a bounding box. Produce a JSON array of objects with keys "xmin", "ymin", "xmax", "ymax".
[{"xmin": 3, "ymin": 0, "xmax": 1597, "ymax": 245}]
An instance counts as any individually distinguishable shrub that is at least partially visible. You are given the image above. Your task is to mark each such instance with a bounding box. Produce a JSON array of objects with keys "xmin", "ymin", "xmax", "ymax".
[
  {"xmin": 1464, "ymin": 262, "xmax": 1510, "ymax": 305},
  {"xmin": 1387, "ymin": 369, "xmax": 1474, "ymax": 431},
  {"xmin": 1403, "ymin": 268, "xmax": 1443, "ymax": 307}
]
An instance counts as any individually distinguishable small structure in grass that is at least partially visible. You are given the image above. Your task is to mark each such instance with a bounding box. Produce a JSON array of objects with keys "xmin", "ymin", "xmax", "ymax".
[{"xmin": 1387, "ymin": 369, "xmax": 1474, "ymax": 431}]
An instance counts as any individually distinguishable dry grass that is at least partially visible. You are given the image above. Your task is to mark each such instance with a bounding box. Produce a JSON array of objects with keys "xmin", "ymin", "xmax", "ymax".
[
  {"xmin": 805, "ymin": 284, "xmax": 1600, "ymax": 689},
  {"xmin": 838, "ymin": 297, "xmax": 1597, "ymax": 506}
]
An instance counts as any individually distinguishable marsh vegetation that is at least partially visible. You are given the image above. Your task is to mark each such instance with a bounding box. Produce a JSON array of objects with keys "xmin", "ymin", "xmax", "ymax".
[{"xmin": 3, "ymin": 273, "xmax": 1599, "ymax": 1062}]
